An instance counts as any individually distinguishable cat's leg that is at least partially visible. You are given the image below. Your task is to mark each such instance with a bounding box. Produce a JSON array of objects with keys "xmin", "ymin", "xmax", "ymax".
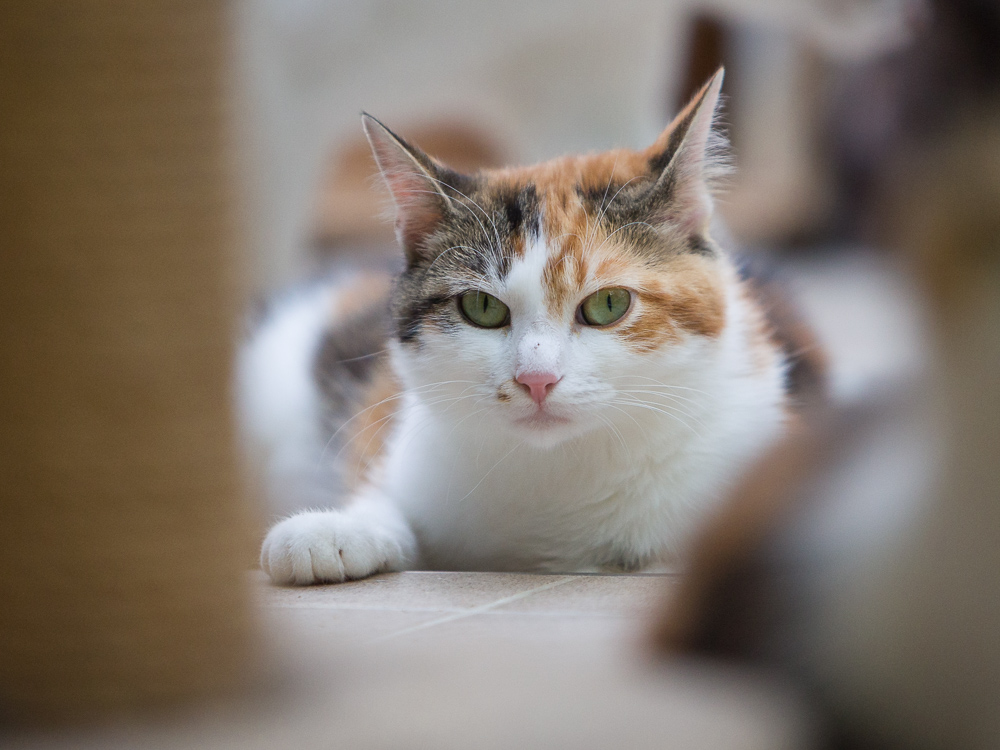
[{"xmin": 260, "ymin": 491, "xmax": 416, "ymax": 585}]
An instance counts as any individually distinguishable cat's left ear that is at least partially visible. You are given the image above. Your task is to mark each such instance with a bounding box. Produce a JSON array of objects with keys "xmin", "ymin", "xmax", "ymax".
[{"xmin": 644, "ymin": 68, "xmax": 727, "ymax": 236}]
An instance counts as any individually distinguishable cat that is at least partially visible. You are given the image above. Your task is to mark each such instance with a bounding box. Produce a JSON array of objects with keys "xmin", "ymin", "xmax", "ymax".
[{"xmin": 247, "ymin": 69, "xmax": 820, "ymax": 584}]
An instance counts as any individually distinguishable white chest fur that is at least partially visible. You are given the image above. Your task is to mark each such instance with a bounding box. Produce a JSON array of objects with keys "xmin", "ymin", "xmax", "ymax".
[{"xmin": 383, "ymin": 291, "xmax": 787, "ymax": 572}]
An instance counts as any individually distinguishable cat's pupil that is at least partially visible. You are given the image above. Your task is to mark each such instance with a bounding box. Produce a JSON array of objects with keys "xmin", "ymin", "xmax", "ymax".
[
  {"xmin": 482, "ymin": 296, "xmax": 489, "ymax": 313},
  {"xmin": 606, "ymin": 293, "xmax": 612, "ymax": 312}
]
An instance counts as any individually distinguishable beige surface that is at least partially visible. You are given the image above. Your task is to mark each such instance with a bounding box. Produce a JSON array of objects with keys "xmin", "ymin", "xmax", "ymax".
[
  {"xmin": 5, "ymin": 572, "xmax": 811, "ymax": 749},
  {"xmin": 260, "ymin": 571, "xmax": 670, "ymax": 653}
]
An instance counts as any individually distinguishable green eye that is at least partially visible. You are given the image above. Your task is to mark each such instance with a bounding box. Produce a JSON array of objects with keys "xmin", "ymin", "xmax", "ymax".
[
  {"xmin": 459, "ymin": 291, "xmax": 510, "ymax": 328},
  {"xmin": 579, "ymin": 287, "xmax": 631, "ymax": 326}
]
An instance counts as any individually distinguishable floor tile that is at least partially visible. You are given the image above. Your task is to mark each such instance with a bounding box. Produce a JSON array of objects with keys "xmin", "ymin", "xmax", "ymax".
[
  {"xmin": 260, "ymin": 570, "xmax": 576, "ymax": 613},
  {"xmin": 491, "ymin": 573, "xmax": 673, "ymax": 617},
  {"xmin": 386, "ymin": 611, "xmax": 642, "ymax": 649}
]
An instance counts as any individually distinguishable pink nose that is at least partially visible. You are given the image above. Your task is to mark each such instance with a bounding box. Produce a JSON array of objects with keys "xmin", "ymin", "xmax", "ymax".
[{"xmin": 516, "ymin": 371, "xmax": 561, "ymax": 406}]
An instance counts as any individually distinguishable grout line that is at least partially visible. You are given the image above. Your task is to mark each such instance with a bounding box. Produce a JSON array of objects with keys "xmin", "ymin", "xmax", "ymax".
[
  {"xmin": 263, "ymin": 604, "xmax": 642, "ymax": 617},
  {"xmin": 368, "ymin": 576, "xmax": 577, "ymax": 643},
  {"xmin": 261, "ymin": 603, "xmax": 472, "ymax": 612}
]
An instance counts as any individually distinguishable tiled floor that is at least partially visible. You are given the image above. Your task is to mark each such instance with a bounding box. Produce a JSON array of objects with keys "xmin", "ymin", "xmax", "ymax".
[
  {"xmin": 260, "ymin": 570, "xmax": 670, "ymax": 643},
  {"xmin": 258, "ymin": 572, "xmax": 647, "ymax": 660},
  {"xmin": 251, "ymin": 571, "xmax": 809, "ymax": 750},
  {"xmin": 9, "ymin": 571, "xmax": 811, "ymax": 749}
]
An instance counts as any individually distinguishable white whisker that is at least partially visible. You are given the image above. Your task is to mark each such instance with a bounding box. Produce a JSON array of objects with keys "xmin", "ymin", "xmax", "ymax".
[
  {"xmin": 609, "ymin": 397, "xmax": 707, "ymax": 438},
  {"xmin": 317, "ymin": 379, "xmax": 478, "ymax": 465},
  {"xmin": 592, "ymin": 219, "xmax": 658, "ymax": 255},
  {"xmin": 459, "ymin": 440, "xmax": 522, "ymax": 503}
]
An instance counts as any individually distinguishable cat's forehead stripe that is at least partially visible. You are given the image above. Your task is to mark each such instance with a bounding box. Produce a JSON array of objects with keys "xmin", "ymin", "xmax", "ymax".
[
  {"xmin": 504, "ymin": 232, "xmax": 550, "ymax": 314},
  {"xmin": 477, "ymin": 179, "xmax": 541, "ymax": 262}
]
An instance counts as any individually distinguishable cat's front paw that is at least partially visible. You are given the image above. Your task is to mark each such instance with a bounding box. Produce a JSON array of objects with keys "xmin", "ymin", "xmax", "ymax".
[{"xmin": 260, "ymin": 509, "xmax": 407, "ymax": 585}]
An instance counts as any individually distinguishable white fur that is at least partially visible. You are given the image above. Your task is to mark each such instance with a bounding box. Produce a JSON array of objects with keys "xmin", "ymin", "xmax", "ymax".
[
  {"xmin": 260, "ymin": 488, "xmax": 416, "ymax": 584},
  {"xmin": 238, "ymin": 283, "xmax": 339, "ymax": 515},
  {"xmin": 257, "ymin": 232, "xmax": 788, "ymax": 583}
]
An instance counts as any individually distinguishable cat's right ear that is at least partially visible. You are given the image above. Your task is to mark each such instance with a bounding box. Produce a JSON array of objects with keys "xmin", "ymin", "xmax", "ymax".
[
  {"xmin": 642, "ymin": 69, "xmax": 728, "ymax": 237},
  {"xmin": 362, "ymin": 114, "xmax": 465, "ymax": 262}
]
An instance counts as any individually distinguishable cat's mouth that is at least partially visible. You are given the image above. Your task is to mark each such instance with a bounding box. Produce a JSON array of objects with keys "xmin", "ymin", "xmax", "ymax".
[{"xmin": 513, "ymin": 410, "xmax": 572, "ymax": 429}]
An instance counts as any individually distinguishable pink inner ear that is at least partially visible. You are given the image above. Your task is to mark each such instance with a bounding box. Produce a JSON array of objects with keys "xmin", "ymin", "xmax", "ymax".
[
  {"xmin": 381, "ymin": 168, "xmax": 444, "ymax": 250},
  {"xmin": 382, "ymin": 164, "xmax": 431, "ymax": 204},
  {"xmin": 395, "ymin": 201, "xmax": 443, "ymax": 250},
  {"xmin": 662, "ymin": 182, "xmax": 712, "ymax": 235},
  {"xmin": 663, "ymin": 144, "xmax": 719, "ymax": 237}
]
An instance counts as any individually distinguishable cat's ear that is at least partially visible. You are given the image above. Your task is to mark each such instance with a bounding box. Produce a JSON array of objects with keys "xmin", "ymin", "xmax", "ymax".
[
  {"xmin": 643, "ymin": 68, "xmax": 727, "ymax": 236},
  {"xmin": 362, "ymin": 113, "xmax": 468, "ymax": 262}
]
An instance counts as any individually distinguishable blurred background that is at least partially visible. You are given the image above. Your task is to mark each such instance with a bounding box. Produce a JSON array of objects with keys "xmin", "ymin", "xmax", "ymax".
[{"xmin": 2, "ymin": 0, "xmax": 998, "ymax": 747}]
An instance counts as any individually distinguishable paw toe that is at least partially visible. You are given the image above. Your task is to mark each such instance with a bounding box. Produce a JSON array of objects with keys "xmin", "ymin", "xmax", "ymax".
[{"xmin": 305, "ymin": 540, "xmax": 347, "ymax": 583}]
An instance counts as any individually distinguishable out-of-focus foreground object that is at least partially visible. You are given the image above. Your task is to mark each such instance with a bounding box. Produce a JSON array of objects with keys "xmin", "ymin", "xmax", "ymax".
[
  {"xmin": 0, "ymin": 2, "xmax": 254, "ymax": 723},
  {"xmin": 656, "ymin": 111, "xmax": 1000, "ymax": 750}
]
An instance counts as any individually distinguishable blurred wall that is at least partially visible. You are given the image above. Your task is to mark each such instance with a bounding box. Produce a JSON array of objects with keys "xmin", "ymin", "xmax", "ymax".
[{"xmin": 235, "ymin": 0, "xmax": 921, "ymax": 293}]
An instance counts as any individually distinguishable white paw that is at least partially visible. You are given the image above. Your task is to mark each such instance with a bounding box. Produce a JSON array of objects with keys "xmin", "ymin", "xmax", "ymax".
[{"xmin": 260, "ymin": 509, "xmax": 408, "ymax": 585}]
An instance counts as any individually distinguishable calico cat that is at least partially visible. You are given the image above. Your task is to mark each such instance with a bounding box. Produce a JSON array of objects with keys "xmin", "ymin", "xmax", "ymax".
[{"xmin": 248, "ymin": 70, "xmax": 818, "ymax": 584}]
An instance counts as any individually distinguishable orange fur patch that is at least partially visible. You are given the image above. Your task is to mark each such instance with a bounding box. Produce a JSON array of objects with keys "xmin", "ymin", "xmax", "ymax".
[
  {"xmin": 343, "ymin": 362, "xmax": 400, "ymax": 490},
  {"xmin": 620, "ymin": 256, "xmax": 726, "ymax": 352}
]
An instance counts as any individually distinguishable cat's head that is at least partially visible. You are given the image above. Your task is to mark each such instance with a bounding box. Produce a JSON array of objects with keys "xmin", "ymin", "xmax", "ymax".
[{"xmin": 365, "ymin": 71, "xmax": 731, "ymax": 448}]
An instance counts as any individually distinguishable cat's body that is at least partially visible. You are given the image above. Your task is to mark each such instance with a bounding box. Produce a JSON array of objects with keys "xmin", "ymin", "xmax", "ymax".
[{"xmin": 248, "ymin": 71, "xmax": 820, "ymax": 584}]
